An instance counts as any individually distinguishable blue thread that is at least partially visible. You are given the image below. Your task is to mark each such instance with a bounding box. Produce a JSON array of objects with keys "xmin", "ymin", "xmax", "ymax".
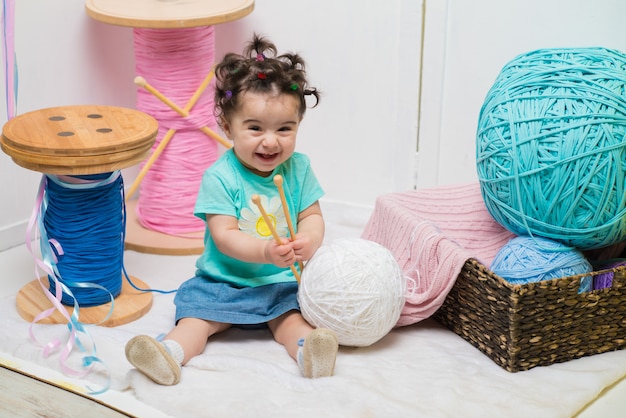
[
  {"xmin": 491, "ymin": 235, "xmax": 592, "ymax": 292},
  {"xmin": 42, "ymin": 173, "xmax": 177, "ymax": 307},
  {"xmin": 35, "ymin": 171, "xmax": 176, "ymax": 396},
  {"xmin": 44, "ymin": 173, "xmax": 125, "ymax": 307},
  {"xmin": 42, "ymin": 172, "xmax": 177, "ymax": 306},
  {"xmin": 476, "ymin": 47, "xmax": 626, "ymax": 250}
]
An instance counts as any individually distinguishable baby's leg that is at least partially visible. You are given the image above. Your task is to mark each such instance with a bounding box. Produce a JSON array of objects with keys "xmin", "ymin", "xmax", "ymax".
[
  {"xmin": 269, "ymin": 311, "xmax": 314, "ymax": 359},
  {"xmin": 268, "ymin": 311, "xmax": 338, "ymax": 378},
  {"xmin": 165, "ymin": 318, "xmax": 231, "ymax": 364},
  {"xmin": 125, "ymin": 318, "xmax": 229, "ymax": 385}
]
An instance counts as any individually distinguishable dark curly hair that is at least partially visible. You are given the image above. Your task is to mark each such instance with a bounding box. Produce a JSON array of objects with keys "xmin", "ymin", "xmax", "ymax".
[{"xmin": 214, "ymin": 34, "xmax": 320, "ymax": 124}]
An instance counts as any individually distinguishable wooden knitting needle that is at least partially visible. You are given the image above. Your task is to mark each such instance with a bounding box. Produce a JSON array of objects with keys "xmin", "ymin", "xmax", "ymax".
[
  {"xmin": 199, "ymin": 126, "xmax": 232, "ymax": 149},
  {"xmin": 126, "ymin": 71, "xmax": 228, "ymax": 200},
  {"xmin": 134, "ymin": 75, "xmax": 231, "ymax": 149},
  {"xmin": 126, "ymin": 128, "xmax": 176, "ymax": 200},
  {"xmin": 251, "ymin": 194, "xmax": 301, "ymax": 283},
  {"xmin": 273, "ymin": 175, "xmax": 304, "ymax": 272},
  {"xmin": 135, "ymin": 76, "xmax": 185, "ymax": 116}
]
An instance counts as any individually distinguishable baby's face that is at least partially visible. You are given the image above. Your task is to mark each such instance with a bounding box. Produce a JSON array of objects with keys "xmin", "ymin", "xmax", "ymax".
[{"xmin": 223, "ymin": 91, "xmax": 301, "ymax": 177}]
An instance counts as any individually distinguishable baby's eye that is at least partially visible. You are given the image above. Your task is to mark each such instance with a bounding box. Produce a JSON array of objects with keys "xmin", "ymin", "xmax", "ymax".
[
  {"xmin": 248, "ymin": 125, "xmax": 262, "ymax": 132},
  {"xmin": 278, "ymin": 126, "xmax": 292, "ymax": 132}
]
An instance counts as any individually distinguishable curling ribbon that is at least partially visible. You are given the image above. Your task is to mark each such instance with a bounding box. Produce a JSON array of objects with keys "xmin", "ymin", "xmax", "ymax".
[
  {"xmin": 25, "ymin": 175, "xmax": 113, "ymax": 395},
  {"xmin": 1, "ymin": 0, "xmax": 16, "ymax": 120},
  {"xmin": 23, "ymin": 172, "xmax": 175, "ymax": 394}
]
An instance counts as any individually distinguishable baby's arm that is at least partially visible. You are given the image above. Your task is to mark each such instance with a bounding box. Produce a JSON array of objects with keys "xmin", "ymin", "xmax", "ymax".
[
  {"xmin": 292, "ymin": 201, "xmax": 325, "ymax": 262},
  {"xmin": 206, "ymin": 214, "xmax": 296, "ymax": 268}
]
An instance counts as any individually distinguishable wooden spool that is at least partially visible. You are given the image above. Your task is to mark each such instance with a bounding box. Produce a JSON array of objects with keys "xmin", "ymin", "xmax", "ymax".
[
  {"xmin": 85, "ymin": 0, "xmax": 255, "ymax": 28},
  {"xmin": 1, "ymin": 105, "xmax": 157, "ymax": 174},
  {"xmin": 1, "ymin": 105, "xmax": 158, "ymax": 327},
  {"xmin": 16, "ymin": 276, "xmax": 152, "ymax": 328},
  {"xmin": 85, "ymin": 0, "xmax": 254, "ymax": 256}
]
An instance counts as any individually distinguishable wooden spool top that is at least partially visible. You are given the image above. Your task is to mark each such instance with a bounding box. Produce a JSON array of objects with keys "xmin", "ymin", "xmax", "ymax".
[
  {"xmin": 1, "ymin": 105, "xmax": 158, "ymax": 175},
  {"xmin": 85, "ymin": 0, "xmax": 254, "ymax": 29}
]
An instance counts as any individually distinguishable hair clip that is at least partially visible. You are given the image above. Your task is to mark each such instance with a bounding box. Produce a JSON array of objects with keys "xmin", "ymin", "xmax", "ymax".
[
  {"xmin": 225, "ymin": 90, "xmax": 233, "ymax": 99},
  {"xmin": 256, "ymin": 53, "xmax": 265, "ymax": 62},
  {"xmin": 257, "ymin": 72, "xmax": 267, "ymax": 80},
  {"xmin": 290, "ymin": 83, "xmax": 298, "ymax": 91}
]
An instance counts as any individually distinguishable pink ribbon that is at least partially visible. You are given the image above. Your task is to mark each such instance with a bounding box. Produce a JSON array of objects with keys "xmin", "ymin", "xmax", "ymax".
[
  {"xmin": 1, "ymin": 0, "xmax": 16, "ymax": 119},
  {"xmin": 25, "ymin": 175, "xmax": 112, "ymax": 394}
]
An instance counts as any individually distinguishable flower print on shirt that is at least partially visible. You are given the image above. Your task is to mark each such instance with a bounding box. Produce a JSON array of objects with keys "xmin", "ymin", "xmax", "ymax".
[{"xmin": 239, "ymin": 195, "xmax": 289, "ymax": 239}]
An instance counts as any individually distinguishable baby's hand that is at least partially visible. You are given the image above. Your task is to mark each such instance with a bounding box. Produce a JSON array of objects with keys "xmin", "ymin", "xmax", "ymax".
[
  {"xmin": 264, "ymin": 238, "xmax": 296, "ymax": 268},
  {"xmin": 291, "ymin": 233, "xmax": 319, "ymax": 262}
]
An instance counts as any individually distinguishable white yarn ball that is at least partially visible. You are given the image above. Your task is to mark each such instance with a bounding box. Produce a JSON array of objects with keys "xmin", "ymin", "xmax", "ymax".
[{"xmin": 298, "ymin": 238, "xmax": 406, "ymax": 347}]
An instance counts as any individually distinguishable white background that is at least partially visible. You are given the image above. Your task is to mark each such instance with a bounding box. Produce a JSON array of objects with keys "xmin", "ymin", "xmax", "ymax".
[
  {"xmin": 1, "ymin": 0, "xmax": 625, "ymax": 251},
  {"xmin": 1, "ymin": 1, "xmax": 626, "ymax": 415}
]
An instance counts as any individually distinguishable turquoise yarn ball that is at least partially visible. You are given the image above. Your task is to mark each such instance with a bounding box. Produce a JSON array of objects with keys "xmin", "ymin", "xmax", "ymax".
[
  {"xmin": 491, "ymin": 235, "xmax": 592, "ymax": 292},
  {"xmin": 476, "ymin": 47, "xmax": 626, "ymax": 250}
]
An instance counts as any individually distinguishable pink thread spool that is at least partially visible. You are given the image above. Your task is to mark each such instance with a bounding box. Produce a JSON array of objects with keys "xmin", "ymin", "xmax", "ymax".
[{"xmin": 85, "ymin": 0, "xmax": 254, "ymax": 255}]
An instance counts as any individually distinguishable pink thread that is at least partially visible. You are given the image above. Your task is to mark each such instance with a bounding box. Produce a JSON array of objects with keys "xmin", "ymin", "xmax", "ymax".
[
  {"xmin": 1, "ymin": 0, "xmax": 16, "ymax": 120},
  {"xmin": 133, "ymin": 27, "xmax": 219, "ymax": 235}
]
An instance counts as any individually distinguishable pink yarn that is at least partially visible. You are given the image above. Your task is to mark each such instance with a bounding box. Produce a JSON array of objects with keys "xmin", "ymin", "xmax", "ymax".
[{"xmin": 133, "ymin": 27, "xmax": 220, "ymax": 235}]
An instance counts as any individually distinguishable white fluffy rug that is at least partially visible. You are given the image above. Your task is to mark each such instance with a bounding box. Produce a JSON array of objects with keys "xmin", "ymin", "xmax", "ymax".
[{"xmin": 1, "ymin": 247, "xmax": 626, "ymax": 417}]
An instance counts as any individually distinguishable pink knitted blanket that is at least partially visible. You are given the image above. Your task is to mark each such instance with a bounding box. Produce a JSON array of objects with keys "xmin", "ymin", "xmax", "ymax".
[{"xmin": 361, "ymin": 182, "xmax": 515, "ymax": 326}]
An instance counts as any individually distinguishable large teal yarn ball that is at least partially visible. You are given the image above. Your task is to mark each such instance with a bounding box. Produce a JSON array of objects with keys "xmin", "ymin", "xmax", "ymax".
[{"xmin": 476, "ymin": 47, "xmax": 626, "ymax": 250}]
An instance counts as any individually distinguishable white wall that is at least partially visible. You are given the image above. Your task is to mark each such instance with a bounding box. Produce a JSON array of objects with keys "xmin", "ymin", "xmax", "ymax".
[
  {"xmin": 2, "ymin": 0, "xmax": 625, "ymax": 251},
  {"xmin": 0, "ymin": 0, "xmax": 422, "ymax": 250},
  {"xmin": 0, "ymin": 1, "xmax": 138, "ymax": 249},
  {"xmin": 417, "ymin": 0, "xmax": 626, "ymax": 188}
]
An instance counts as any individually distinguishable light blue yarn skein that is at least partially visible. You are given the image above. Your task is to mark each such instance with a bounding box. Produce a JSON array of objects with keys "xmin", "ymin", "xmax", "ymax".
[
  {"xmin": 476, "ymin": 47, "xmax": 626, "ymax": 250},
  {"xmin": 491, "ymin": 235, "xmax": 592, "ymax": 292}
]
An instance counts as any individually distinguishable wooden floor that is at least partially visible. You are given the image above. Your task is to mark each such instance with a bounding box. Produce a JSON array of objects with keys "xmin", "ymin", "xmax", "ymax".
[{"xmin": 0, "ymin": 364, "xmax": 133, "ymax": 417}]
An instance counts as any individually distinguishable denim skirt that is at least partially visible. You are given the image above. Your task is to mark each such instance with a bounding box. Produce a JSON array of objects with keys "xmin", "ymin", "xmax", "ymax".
[{"xmin": 174, "ymin": 275, "xmax": 301, "ymax": 326}]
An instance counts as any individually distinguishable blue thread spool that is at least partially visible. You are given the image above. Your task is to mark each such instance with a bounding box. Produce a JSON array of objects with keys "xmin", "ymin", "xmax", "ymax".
[
  {"xmin": 476, "ymin": 47, "xmax": 626, "ymax": 250},
  {"xmin": 43, "ymin": 172, "xmax": 126, "ymax": 306},
  {"xmin": 491, "ymin": 235, "xmax": 592, "ymax": 292},
  {"xmin": 1, "ymin": 105, "xmax": 157, "ymax": 325}
]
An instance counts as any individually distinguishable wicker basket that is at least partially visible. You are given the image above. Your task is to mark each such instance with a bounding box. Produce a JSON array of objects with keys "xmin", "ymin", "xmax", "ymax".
[{"xmin": 432, "ymin": 258, "xmax": 626, "ymax": 372}]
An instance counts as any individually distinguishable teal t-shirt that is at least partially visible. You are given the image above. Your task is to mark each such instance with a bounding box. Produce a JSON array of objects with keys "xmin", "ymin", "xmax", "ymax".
[{"xmin": 193, "ymin": 149, "xmax": 324, "ymax": 287}]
